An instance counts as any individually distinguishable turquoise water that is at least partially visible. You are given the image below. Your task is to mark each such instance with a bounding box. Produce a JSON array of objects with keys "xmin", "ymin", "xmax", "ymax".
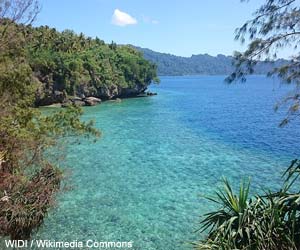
[{"xmin": 34, "ymin": 76, "xmax": 299, "ymax": 250}]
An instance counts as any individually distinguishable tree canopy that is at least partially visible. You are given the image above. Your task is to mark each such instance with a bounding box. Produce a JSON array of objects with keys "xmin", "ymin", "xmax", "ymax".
[
  {"xmin": 15, "ymin": 24, "xmax": 159, "ymax": 105},
  {"xmin": 227, "ymin": 0, "xmax": 300, "ymax": 126},
  {"xmin": 0, "ymin": 0, "xmax": 102, "ymax": 240}
]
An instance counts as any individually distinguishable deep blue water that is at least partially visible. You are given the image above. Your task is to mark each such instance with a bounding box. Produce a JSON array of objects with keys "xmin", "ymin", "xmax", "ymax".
[{"xmin": 33, "ymin": 76, "xmax": 300, "ymax": 250}]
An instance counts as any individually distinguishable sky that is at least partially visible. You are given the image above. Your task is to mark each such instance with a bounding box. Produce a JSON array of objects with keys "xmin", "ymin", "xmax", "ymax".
[{"xmin": 35, "ymin": 0, "xmax": 283, "ymax": 57}]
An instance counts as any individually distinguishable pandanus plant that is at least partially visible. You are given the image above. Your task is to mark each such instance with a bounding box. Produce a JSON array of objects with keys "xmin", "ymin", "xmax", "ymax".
[{"xmin": 196, "ymin": 159, "xmax": 300, "ymax": 250}]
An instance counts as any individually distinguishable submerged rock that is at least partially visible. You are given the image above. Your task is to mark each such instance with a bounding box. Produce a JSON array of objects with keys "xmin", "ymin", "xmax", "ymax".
[
  {"xmin": 109, "ymin": 98, "xmax": 122, "ymax": 103},
  {"xmin": 146, "ymin": 92, "xmax": 157, "ymax": 96}
]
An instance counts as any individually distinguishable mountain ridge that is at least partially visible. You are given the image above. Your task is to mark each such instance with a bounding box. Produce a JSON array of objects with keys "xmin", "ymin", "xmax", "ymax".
[{"xmin": 133, "ymin": 46, "xmax": 287, "ymax": 76}]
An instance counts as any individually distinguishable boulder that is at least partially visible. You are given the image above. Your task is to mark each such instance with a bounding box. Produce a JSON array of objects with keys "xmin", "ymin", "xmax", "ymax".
[
  {"xmin": 84, "ymin": 97, "xmax": 102, "ymax": 106},
  {"xmin": 69, "ymin": 96, "xmax": 85, "ymax": 106}
]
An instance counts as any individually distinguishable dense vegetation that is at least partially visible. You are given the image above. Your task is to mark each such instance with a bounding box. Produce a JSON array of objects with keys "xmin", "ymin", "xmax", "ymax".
[
  {"xmin": 0, "ymin": 0, "xmax": 158, "ymax": 240},
  {"xmin": 4, "ymin": 21, "xmax": 159, "ymax": 106},
  {"xmin": 0, "ymin": 0, "xmax": 110, "ymax": 240},
  {"xmin": 136, "ymin": 46, "xmax": 287, "ymax": 76},
  {"xmin": 196, "ymin": 161, "xmax": 300, "ymax": 250},
  {"xmin": 197, "ymin": 0, "xmax": 300, "ymax": 249}
]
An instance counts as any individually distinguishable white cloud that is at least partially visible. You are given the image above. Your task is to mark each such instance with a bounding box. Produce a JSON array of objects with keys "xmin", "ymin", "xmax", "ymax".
[{"xmin": 111, "ymin": 9, "xmax": 137, "ymax": 27}]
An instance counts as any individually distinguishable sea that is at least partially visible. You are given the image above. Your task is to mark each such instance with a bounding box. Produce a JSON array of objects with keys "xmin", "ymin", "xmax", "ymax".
[{"xmin": 33, "ymin": 75, "xmax": 300, "ymax": 250}]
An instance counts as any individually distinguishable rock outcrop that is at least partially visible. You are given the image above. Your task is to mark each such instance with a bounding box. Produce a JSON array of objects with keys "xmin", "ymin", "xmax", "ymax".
[
  {"xmin": 76, "ymin": 83, "xmax": 147, "ymax": 100},
  {"xmin": 35, "ymin": 89, "xmax": 67, "ymax": 106},
  {"xmin": 84, "ymin": 97, "xmax": 102, "ymax": 106},
  {"xmin": 35, "ymin": 82, "xmax": 153, "ymax": 107}
]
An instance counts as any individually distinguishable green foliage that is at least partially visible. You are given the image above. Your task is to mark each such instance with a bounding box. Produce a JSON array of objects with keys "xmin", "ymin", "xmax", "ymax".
[
  {"xmin": 0, "ymin": 94, "xmax": 99, "ymax": 241},
  {"xmin": 0, "ymin": 0, "xmax": 157, "ymax": 241},
  {"xmin": 21, "ymin": 25, "xmax": 158, "ymax": 103},
  {"xmin": 0, "ymin": 9, "xmax": 100, "ymax": 240},
  {"xmin": 226, "ymin": 0, "xmax": 300, "ymax": 125},
  {"xmin": 0, "ymin": 20, "xmax": 37, "ymax": 108},
  {"xmin": 196, "ymin": 161, "xmax": 300, "ymax": 250}
]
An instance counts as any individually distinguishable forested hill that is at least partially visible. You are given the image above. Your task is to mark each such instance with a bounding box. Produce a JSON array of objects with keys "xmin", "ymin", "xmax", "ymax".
[
  {"xmin": 1, "ymin": 20, "xmax": 159, "ymax": 106},
  {"xmin": 135, "ymin": 47, "xmax": 288, "ymax": 76}
]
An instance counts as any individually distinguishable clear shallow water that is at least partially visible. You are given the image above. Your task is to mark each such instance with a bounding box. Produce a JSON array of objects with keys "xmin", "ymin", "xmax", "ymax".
[{"xmin": 33, "ymin": 76, "xmax": 300, "ymax": 250}]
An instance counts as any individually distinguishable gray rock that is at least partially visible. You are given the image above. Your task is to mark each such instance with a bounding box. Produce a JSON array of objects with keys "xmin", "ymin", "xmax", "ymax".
[
  {"xmin": 84, "ymin": 96, "xmax": 102, "ymax": 106},
  {"xmin": 35, "ymin": 89, "xmax": 67, "ymax": 106},
  {"xmin": 71, "ymin": 96, "xmax": 83, "ymax": 102},
  {"xmin": 35, "ymin": 80, "xmax": 150, "ymax": 106}
]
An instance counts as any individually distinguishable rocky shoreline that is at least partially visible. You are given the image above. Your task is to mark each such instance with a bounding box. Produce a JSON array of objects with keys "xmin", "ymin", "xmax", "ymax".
[
  {"xmin": 40, "ymin": 91, "xmax": 157, "ymax": 108},
  {"xmin": 35, "ymin": 83, "xmax": 157, "ymax": 107}
]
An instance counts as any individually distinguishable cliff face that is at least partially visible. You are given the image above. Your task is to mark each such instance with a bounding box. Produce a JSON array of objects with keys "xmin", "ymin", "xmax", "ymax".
[
  {"xmin": 35, "ymin": 82, "xmax": 149, "ymax": 106},
  {"xmin": 78, "ymin": 82, "xmax": 147, "ymax": 100}
]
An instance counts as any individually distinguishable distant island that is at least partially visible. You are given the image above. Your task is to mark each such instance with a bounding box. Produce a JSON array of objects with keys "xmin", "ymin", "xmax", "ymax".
[{"xmin": 134, "ymin": 46, "xmax": 288, "ymax": 76}]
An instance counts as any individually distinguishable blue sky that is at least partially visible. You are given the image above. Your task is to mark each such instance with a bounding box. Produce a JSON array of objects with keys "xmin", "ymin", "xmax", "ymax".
[{"xmin": 35, "ymin": 0, "xmax": 269, "ymax": 57}]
